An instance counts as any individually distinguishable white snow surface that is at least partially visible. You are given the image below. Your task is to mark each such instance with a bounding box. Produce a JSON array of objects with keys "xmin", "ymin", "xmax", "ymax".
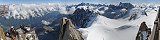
[
  {"xmin": 78, "ymin": 7, "xmax": 158, "ymax": 40},
  {"xmin": 41, "ymin": 20, "xmax": 51, "ymax": 25}
]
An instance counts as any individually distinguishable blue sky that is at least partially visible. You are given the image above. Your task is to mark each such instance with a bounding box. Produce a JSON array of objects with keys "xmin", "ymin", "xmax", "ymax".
[{"xmin": 0, "ymin": 0, "xmax": 160, "ymax": 4}]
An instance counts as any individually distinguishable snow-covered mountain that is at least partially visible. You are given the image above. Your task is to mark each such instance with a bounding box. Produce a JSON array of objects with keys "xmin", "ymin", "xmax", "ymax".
[
  {"xmin": 77, "ymin": 3, "xmax": 158, "ymax": 40},
  {"xmin": 2, "ymin": 2, "xmax": 158, "ymax": 19},
  {"xmin": 0, "ymin": 2, "xmax": 159, "ymax": 40},
  {"xmin": 3, "ymin": 4, "xmax": 68, "ymax": 19}
]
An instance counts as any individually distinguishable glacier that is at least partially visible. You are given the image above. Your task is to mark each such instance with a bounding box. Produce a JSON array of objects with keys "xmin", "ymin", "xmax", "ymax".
[{"xmin": 76, "ymin": 3, "xmax": 159, "ymax": 40}]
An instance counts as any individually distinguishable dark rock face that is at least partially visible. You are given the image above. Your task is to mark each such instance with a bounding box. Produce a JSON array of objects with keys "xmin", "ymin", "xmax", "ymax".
[
  {"xmin": 115, "ymin": 25, "xmax": 134, "ymax": 30},
  {"xmin": 119, "ymin": 2, "xmax": 134, "ymax": 9},
  {"xmin": 69, "ymin": 8, "xmax": 97, "ymax": 28},
  {"xmin": 129, "ymin": 14, "xmax": 138, "ymax": 20},
  {"xmin": 75, "ymin": 3, "xmax": 107, "ymax": 8},
  {"xmin": 136, "ymin": 22, "xmax": 151, "ymax": 40},
  {"xmin": 102, "ymin": 2, "xmax": 134, "ymax": 19}
]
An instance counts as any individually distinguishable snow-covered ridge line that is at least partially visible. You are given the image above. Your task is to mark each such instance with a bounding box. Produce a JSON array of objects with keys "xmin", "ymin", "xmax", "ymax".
[
  {"xmin": 1, "ymin": 3, "xmax": 159, "ymax": 19},
  {"xmin": 3, "ymin": 4, "xmax": 67, "ymax": 19}
]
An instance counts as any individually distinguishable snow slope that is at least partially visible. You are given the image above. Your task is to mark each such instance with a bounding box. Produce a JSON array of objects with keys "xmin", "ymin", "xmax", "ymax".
[{"xmin": 78, "ymin": 7, "xmax": 158, "ymax": 40}]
